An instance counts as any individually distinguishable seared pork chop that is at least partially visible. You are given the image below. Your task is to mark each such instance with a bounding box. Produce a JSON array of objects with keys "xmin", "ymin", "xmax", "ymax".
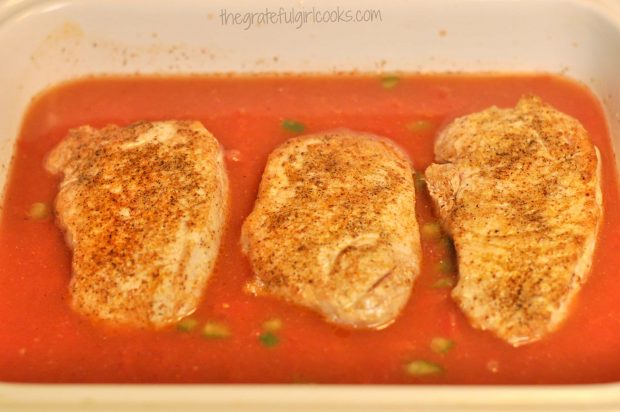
[
  {"xmin": 425, "ymin": 96, "xmax": 602, "ymax": 346},
  {"xmin": 46, "ymin": 121, "xmax": 228, "ymax": 328},
  {"xmin": 241, "ymin": 130, "xmax": 421, "ymax": 329}
]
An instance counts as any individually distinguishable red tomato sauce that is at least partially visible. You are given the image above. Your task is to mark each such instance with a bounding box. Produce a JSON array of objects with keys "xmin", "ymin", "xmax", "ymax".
[{"xmin": 0, "ymin": 74, "xmax": 619, "ymax": 384}]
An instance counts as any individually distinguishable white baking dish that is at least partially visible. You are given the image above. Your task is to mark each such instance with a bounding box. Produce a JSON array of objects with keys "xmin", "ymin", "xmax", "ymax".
[{"xmin": 1, "ymin": 0, "xmax": 619, "ymax": 410}]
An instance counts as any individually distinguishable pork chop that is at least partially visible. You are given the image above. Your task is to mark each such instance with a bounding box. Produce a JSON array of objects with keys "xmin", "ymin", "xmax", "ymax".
[
  {"xmin": 46, "ymin": 120, "xmax": 228, "ymax": 328},
  {"xmin": 425, "ymin": 96, "xmax": 602, "ymax": 346},
  {"xmin": 241, "ymin": 130, "xmax": 421, "ymax": 329}
]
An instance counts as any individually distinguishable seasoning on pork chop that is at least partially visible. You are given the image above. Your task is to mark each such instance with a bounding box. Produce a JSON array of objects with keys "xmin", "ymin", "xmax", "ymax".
[
  {"xmin": 241, "ymin": 130, "xmax": 421, "ymax": 329},
  {"xmin": 46, "ymin": 121, "xmax": 228, "ymax": 328},
  {"xmin": 425, "ymin": 96, "xmax": 602, "ymax": 346}
]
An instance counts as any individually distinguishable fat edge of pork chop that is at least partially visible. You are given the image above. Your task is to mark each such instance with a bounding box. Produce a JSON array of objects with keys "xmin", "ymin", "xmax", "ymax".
[
  {"xmin": 241, "ymin": 129, "xmax": 421, "ymax": 329},
  {"xmin": 425, "ymin": 96, "xmax": 603, "ymax": 346},
  {"xmin": 46, "ymin": 120, "xmax": 228, "ymax": 328}
]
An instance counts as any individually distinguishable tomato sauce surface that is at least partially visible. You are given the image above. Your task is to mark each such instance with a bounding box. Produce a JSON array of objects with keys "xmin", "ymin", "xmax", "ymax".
[{"xmin": 0, "ymin": 74, "xmax": 619, "ymax": 384}]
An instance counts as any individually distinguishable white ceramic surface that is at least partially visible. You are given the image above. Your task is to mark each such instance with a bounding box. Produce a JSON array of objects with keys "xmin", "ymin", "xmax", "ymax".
[{"xmin": 0, "ymin": 0, "xmax": 619, "ymax": 410}]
